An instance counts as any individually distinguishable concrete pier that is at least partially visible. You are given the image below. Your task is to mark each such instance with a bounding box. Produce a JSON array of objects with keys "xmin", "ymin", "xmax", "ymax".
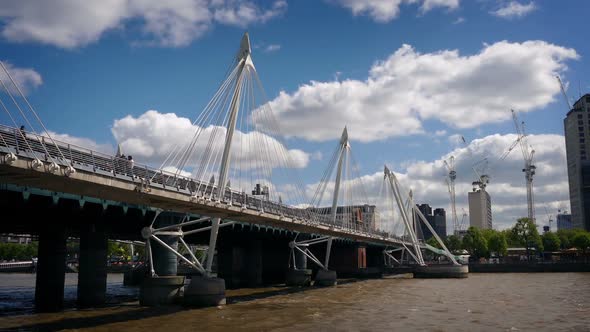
[
  {"xmin": 314, "ymin": 269, "xmax": 337, "ymax": 286},
  {"xmin": 34, "ymin": 225, "xmax": 67, "ymax": 312},
  {"xmin": 151, "ymin": 215, "xmax": 180, "ymax": 276},
  {"xmin": 413, "ymin": 264, "xmax": 469, "ymax": 278},
  {"xmin": 77, "ymin": 223, "xmax": 108, "ymax": 308},
  {"xmin": 183, "ymin": 276, "xmax": 226, "ymax": 307},
  {"xmin": 139, "ymin": 276, "xmax": 185, "ymax": 306},
  {"xmin": 140, "ymin": 213, "xmax": 184, "ymax": 306},
  {"xmin": 286, "ymin": 269, "xmax": 312, "ymax": 286}
]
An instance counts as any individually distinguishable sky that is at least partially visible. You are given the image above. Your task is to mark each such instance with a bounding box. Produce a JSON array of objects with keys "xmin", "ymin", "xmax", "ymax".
[{"xmin": 1, "ymin": 0, "xmax": 588, "ymax": 233}]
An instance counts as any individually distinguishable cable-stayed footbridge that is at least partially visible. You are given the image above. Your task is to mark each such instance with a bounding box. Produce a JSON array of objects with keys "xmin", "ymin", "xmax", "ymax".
[{"xmin": 0, "ymin": 33, "xmax": 466, "ymax": 312}]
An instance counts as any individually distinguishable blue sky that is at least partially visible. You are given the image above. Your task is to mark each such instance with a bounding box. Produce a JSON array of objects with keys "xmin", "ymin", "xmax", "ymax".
[{"xmin": 0, "ymin": 0, "xmax": 588, "ymax": 231}]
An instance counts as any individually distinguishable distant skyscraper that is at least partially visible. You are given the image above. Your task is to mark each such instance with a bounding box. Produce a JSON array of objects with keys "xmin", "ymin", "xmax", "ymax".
[
  {"xmin": 564, "ymin": 93, "xmax": 590, "ymax": 231},
  {"xmin": 468, "ymin": 189, "xmax": 492, "ymax": 229},
  {"xmin": 433, "ymin": 208, "xmax": 447, "ymax": 237},
  {"xmin": 415, "ymin": 204, "xmax": 446, "ymax": 239},
  {"xmin": 556, "ymin": 213, "xmax": 573, "ymax": 230}
]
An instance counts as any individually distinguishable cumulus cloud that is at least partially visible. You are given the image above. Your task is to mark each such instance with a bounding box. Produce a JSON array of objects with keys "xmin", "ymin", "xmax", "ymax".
[
  {"xmin": 111, "ymin": 110, "xmax": 311, "ymax": 170},
  {"xmin": 305, "ymin": 133, "xmax": 568, "ymax": 233},
  {"xmin": 213, "ymin": 0, "xmax": 286, "ymax": 27},
  {"xmin": 0, "ymin": 61, "xmax": 42, "ymax": 96},
  {"xmin": 259, "ymin": 40, "xmax": 578, "ymax": 142},
  {"xmin": 330, "ymin": 0, "xmax": 459, "ymax": 22},
  {"xmin": 46, "ymin": 131, "xmax": 113, "ymax": 155},
  {"xmin": 491, "ymin": 1, "xmax": 536, "ymax": 19},
  {"xmin": 452, "ymin": 16, "xmax": 465, "ymax": 24},
  {"xmin": 264, "ymin": 44, "xmax": 281, "ymax": 53},
  {"xmin": 0, "ymin": 0, "xmax": 285, "ymax": 48}
]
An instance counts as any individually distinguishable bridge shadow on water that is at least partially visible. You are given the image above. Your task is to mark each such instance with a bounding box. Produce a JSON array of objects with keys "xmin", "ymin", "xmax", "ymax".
[{"xmin": 1, "ymin": 279, "xmax": 367, "ymax": 331}]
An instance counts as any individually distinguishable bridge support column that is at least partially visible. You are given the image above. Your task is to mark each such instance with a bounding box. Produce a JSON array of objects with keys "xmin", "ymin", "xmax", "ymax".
[
  {"xmin": 35, "ymin": 224, "xmax": 67, "ymax": 312},
  {"xmin": 77, "ymin": 223, "xmax": 108, "ymax": 308},
  {"xmin": 245, "ymin": 240, "xmax": 263, "ymax": 287},
  {"xmin": 140, "ymin": 213, "xmax": 184, "ymax": 306},
  {"xmin": 286, "ymin": 249, "xmax": 311, "ymax": 286}
]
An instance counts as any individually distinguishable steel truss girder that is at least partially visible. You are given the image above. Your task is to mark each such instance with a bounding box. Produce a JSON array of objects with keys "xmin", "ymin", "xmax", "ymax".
[{"xmin": 143, "ymin": 209, "xmax": 237, "ymax": 277}]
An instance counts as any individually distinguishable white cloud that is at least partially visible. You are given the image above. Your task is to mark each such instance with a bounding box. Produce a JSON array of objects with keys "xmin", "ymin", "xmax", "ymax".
[
  {"xmin": 330, "ymin": 0, "xmax": 459, "ymax": 23},
  {"xmin": 0, "ymin": 0, "xmax": 285, "ymax": 48},
  {"xmin": 111, "ymin": 110, "xmax": 311, "ymax": 170},
  {"xmin": 264, "ymin": 44, "xmax": 281, "ymax": 53},
  {"xmin": 305, "ymin": 133, "xmax": 568, "ymax": 233},
  {"xmin": 260, "ymin": 40, "xmax": 578, "ymax": 142},
  {"xmin": 491, "ymin": 1, "xmax": 536, "ymax": 19},
  {"xmin": 46, "ymin": 131, "xmax": 113, "ymax": 155},
  {"xmin": 448, "ymin": 134, "xmax": 464, "ymax": 146},
  {"xmin": 452, "ymin": 16, "xmax": 465, "ymax": 24},
  {"xmin": 0, "ymin": 61, "xmax": 42, "ymax": 96},
  {"xmin": 213, "ymin": 0, "xmax": 286, "ymax": 27},
  {"xmin": 434, "ymin": 130, "xmax": 447, "ymax": 137}
]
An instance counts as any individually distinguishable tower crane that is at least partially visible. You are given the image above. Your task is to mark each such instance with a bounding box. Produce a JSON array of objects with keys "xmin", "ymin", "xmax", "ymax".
[
  {"xmin": 443, "ymin": 156, "xmax": 460, "ymax": 235},
  {"xmin": 556, "ymin": 75, "xmax": 572, "ymax": 110},
  {"xmin": 471, "ymin": 158, "xmax": 490, "ymax": 192},
  {"xmin": 543, "ymin": 205, "xmax": 554, "ymax": 231},
  {"xmin": 460, "ymin": 208, "xmax": 468, "ymax": 232},
  {"xmin": 511, "ymin": 109, "xmax": 536, "ymax": 223}
]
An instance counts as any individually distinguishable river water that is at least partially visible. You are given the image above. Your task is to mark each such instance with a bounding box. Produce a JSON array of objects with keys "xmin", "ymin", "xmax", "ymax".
[{"xmin": 0, "ymin": 273, "xmax": 588, "ymax": 331}]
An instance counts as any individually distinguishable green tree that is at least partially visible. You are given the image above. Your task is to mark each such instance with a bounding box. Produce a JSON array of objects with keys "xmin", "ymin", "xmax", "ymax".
[
  {"xmin": 556, "ymin": 229, "xmax": 588, "ymax": 250},
  {"xmin": 541, "ymin": 232, "xmax": 561, "ymax": 252},
  {"xmin": 462, "ymin": 227, "xmax": 488, "ymax": 259},
  {"xmin": 426, "ymin": 236, "xmax": 442, "ymax": 249},
  {"xmin": 108, "ymin": 241, "xmax": 132, "ymax": 261},
  {"xmin": 501, "ymin": 229, "xmax": 520, "ymax": 247},
  {"xmin": 511, "ymin": 218, "xmax": 543, "ymax": 260},
  {"xmin": 488, "ymin": 232, "xmax": 508, "ymax": 256},
  {"xmin": 445, "ymin": 235, "xmax": 462, "ymax": 253},
  {"xmin": 0, "ymin": 242, "xmax": 38, "ymax": 261},
  {"xmin": 572, "ymin": 232, "xmax": 590, "ymax": 253}
]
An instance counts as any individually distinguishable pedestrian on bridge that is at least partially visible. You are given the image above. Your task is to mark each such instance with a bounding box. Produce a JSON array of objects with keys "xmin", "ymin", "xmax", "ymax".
[
  {"xmin": 15, "ymin": 125, "xmax": 27, "ymax": 152},
  {"xmin": 127, "ymin": 155, "xmax": 134, "ymax": 177}
]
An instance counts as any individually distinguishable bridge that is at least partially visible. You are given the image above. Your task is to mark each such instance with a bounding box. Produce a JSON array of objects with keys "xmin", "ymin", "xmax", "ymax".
[{"xmin": 0, "ymin": 33, "xmax": 465, "ymax": 312}]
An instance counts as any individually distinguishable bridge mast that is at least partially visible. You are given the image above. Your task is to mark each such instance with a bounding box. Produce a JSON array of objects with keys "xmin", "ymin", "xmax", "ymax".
[
  {"xmin": 325, "ymin": 127, "xmax": 349, "ymax": 268},
  {"xmin": 205, "ymin": 33, "xmax": 253, "ymax": 275},
  {"xmin": 384, "ymin": 165, "xmax": 425, "ymax": 265}
]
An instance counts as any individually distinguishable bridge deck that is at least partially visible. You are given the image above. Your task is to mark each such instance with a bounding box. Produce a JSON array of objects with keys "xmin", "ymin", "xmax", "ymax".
[{"xmin": 0, "ymin": 125, "xmax": 411, "ymax": 247}]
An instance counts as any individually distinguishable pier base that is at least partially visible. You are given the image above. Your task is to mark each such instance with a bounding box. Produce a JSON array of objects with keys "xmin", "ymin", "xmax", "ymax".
[
  {"xmin": 314, "ymin": 269, "xmax": 337, "ymax": 286},
  {"xmin": 414, "ymin": 265, "xmax": 469, "ymax": 278},
  {"xmin": 139, "ymin": 276, "xmax": 185, "ymax": 306},
  {"xmin": 34, "ymin": 225, "xmax": 67, "ymax": 312},
  {"xmin": 77, "ymin": 223, "xmax": 108, "ymax": 308},
  {"xmin": 124, "ymin": 265, "xmax": 147, "ymax": 286},
  {"xmin": 286, "ymin": 269, "xmax": 312, "ymax": 286},
  {"xmin": 183, "ymin": 276, "xmax": 226, "ymax": 307}
]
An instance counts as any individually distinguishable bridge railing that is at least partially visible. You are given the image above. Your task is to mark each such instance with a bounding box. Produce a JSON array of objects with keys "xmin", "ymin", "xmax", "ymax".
[{"xmin": 0, "ymin": 124, "xmax": 406, "ymax": 243}]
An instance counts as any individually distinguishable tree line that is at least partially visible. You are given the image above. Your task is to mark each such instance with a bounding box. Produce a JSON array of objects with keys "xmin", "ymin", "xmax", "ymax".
[
  {"xmin": 427, "ymin": 218, "xmax": 590, "ymax": 260},
  {"xmin": 0, "ymin": 240, "xmax": 138, "ymax": 262}
]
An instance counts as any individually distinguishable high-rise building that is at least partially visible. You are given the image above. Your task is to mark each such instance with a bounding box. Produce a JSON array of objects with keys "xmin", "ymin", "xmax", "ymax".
[
  {"xmin": 433, "ymin": 208, "xmax": 447, "ymax": 237},
  {"xmin": 415, "ymin": 204, "xmax": 446, "ymax": 239},
  {"xmin": 564, "ymin": 93, "xmax": 590, "ymax": 231},
  {"xmin": 468, "ymin": 189, "xmax": 492, "ymax": 229},
  {"xmin": 556, "ymin": 213, "xmax": 573, "ymax": 230}
]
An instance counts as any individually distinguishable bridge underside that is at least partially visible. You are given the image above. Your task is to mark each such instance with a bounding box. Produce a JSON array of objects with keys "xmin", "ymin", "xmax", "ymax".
[
  {"xmin": 0, "ymin": 160, "xmax": 402, "ymax": 247},
  {"xmin": 0, "ymin": 184, "xmax": 391, "ymax": 310}
]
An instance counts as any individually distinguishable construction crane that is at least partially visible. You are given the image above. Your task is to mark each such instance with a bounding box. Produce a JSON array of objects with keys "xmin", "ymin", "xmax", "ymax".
[
  {"xmin": 459, "ymin": 208, "xmax": 468, "ymax": 234},
  {"xmin": 471, "ymin": 158, "xmax": 490, "ymax": 192},
  {"xmin": 443, "ymin": 156, "xmax": 460, "ymax": 236},
  {"xmin": 556, "ymin": 75, "xmax": 572, "ymax": 110},
  {"xmin": 543, "ymin": 206, "xmax": 554, "ymax": 231},
  {"xmin": 511, "ymin": 109, "xmax": 536, "ymax": 223}
]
